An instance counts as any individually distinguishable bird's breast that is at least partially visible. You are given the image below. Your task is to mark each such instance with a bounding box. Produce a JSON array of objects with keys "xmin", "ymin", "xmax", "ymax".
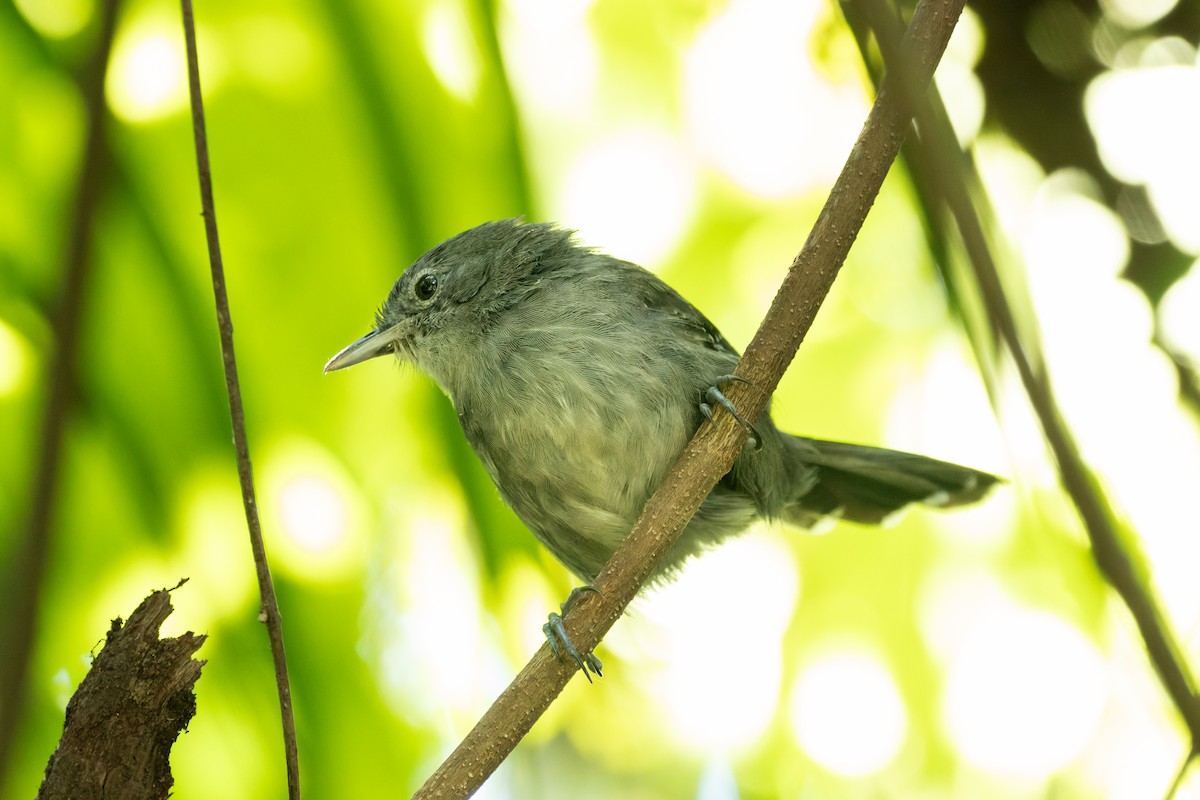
[{"xmin": 456, "ymin": 336, "xmax": 696, "ymax": 532}]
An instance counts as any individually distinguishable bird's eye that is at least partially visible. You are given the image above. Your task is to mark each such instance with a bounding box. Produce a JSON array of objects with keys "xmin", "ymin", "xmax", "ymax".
[{"xmin": 415, "ymin": 274, "xmax": 438, "ymax": 301}]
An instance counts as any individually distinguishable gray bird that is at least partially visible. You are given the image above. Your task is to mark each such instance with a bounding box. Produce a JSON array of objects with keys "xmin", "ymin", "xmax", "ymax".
[{"xmin": 325, "ymin": 219, "xmax": 998, "ymax": 678}]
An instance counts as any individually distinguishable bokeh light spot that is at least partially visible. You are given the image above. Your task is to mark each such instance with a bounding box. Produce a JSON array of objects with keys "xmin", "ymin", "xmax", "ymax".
[
  {"xmin": 0, "ymin": 318, "xmax": 32, "ymax": 397},
  {"xmin": 1160, "ymin": 260, "xmax": 1200, "ymax": 365},
  {"xmin": 261, "ymin": 439, "xmax": 367, "ymax": 582},
  {"xmin": 934, "ymin": 62, "xmax": 985, "ymax": 147},
  {"xmin": 365, "ymin": 501, "xmax": 505, "ymax": 725},
  {"xmin": 501, "ymin": 0, "xmax": 596, "ymax": 116},
  {"xmin": 1099, "ymin": 0, "xmax": 1179, "ymax": 29},
  {"xmin": 942, "ymin": 605, "xmax": 1109, "ymax": 778},
  {"xmin": 618, "ymin": 532, "xmax": 799, "ymax": 754},
  {"xmin": 1023, "ymin": 173, "xmax": 1130, "ymax": 283},
  {"xmin": 51, "ymin": 668, "xmax": 73, "ymax": 711},
  {"xmin": 231, "ymin": 16, "xmax": 318, "ymax": 93},
  {"xmin": 1027, "ymin": 0, "xmax": 1092, "ymax": 78},
  {"xmin": 789, "ymin": 645, "xmax": 909, "ymax": 777},
  {"xmin": 173, "ymin": 468, "xmax": 257, "ymax": 627},
  {"xmin": 944, "ymin": 6, "xmax": 984, "ymax": 67},
  {"xmin": 422, "ymin": 0, "xmax": 480, "ymax": 103},
  {"xmin": 106, "ymin": 24, "xmax": 188, "ymax": 123},
  {"xmin": 14, "ymin": 0, "xmax": 92, "ymax": 40},
  {"xmin": 918, "ymin": 567, "xmax": 1010, "ymax": 666},
  {"xmin": 279, "ymin": 474, "xmax": 347, "ymax": 553},
  {"xmin": 683, "ymin": 0, "xmax": 864, "ymax": 197},
  {"xmin": 558, "ymin": 128, "xmax": 696, "ymax": 266},
  {"xmin": 1086, "ymin": 60, "xmax": 1200, "ymax": 254}
]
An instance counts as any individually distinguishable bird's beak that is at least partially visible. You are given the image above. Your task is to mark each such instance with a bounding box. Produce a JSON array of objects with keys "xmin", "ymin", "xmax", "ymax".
[{"xmin": 324, "ymin": 327, "xmax": 400, "ymax": 373}]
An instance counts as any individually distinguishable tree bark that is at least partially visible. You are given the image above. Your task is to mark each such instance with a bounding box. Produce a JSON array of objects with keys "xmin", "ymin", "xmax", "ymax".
[{"xmin": 37, "ymin": 587, "xmax": 205, "ymax": 800}]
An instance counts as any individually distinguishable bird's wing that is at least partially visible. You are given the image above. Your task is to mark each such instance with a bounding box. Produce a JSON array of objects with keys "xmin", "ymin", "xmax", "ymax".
[{"xmin": 614, "ymin": 260, "xmax": 741, "ymax": 358}]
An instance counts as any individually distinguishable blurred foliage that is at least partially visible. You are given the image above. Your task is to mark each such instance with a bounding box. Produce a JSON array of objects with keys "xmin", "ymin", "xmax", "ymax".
[{"xmin": 2, "ymin": 0, "xmax": 1199, "ymax": 798}]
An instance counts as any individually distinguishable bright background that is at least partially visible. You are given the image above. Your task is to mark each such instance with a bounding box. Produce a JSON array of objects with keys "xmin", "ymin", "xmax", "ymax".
[{"xmin": 3, "ymin": 0, "xmax": 1200, "ymax": 797}]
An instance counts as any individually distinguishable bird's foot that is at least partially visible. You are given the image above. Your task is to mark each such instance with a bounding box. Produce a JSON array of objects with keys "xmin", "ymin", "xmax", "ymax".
[
  {"xmin": 700, "ymin": 375, "xmax": 762, "ymax": 450},
  {"xmin": 543, "ymin": 585, "xmax": 603, "ymax": 682}
]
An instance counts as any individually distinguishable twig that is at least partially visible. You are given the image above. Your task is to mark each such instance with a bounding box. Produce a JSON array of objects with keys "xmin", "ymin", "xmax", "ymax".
[
  {"xmin": 412, "ymin": 0, "xmax": 965, "ymax": 796},
  {"xmin": 179, "ymin": 2, "xmax": 301, "ymax": 797},
  {"xmin": 847, "ymin": 0, "xmax": 1200, "ymax": 752},
  {"xmin": 0, "ymin": 0, "xmax": 121, "ymax": 782}
]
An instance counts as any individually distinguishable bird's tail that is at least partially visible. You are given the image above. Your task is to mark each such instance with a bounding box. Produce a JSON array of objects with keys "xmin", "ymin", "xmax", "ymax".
[{"xmin": 781, "ymin": 436, "xmax": 1000, "ymax": 528}]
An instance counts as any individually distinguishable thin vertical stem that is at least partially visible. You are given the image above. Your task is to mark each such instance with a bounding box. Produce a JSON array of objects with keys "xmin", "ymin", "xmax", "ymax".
[{"xmin": 179, "ymin": 1, "xmax": 301, "ymax": 796}]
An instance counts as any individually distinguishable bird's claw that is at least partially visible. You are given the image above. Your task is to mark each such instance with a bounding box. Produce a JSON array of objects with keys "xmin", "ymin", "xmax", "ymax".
[
  {"xmin": 543, "ymin": 586, "xmax": 603, "ymax": 681},
  {"xmin": 700, "ymin": 375, "xmax": 762, "ymax": 450}
]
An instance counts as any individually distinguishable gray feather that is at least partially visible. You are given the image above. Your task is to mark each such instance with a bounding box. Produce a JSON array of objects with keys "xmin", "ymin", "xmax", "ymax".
[{"xmin": 355, "ymin": 219, "xmax": 1000, "ymax": 582}]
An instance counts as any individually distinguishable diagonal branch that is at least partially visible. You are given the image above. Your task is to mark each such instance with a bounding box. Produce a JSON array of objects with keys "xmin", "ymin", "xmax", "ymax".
[
  {"xmin": 412, "ymin": 0, "xmax": 966, "ymax": 796},
  {"xmin": 179, "ymin": 2, "xmax": 301, "ymax": 797}
]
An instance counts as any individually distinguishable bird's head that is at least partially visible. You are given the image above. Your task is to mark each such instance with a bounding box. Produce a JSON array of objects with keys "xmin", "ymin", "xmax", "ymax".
[{"xmin": 324, "ymin": 219, "xmax": 581, "ymax": 378}]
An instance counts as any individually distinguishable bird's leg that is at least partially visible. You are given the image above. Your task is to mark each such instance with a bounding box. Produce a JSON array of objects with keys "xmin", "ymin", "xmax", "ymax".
[
  {"xmin": 700, "ymin": 375, "xmax": 762, "ymax": 450},
  {"xmin": 543, "ymin": 585, "xmax": 604, "ymax": 681}
]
